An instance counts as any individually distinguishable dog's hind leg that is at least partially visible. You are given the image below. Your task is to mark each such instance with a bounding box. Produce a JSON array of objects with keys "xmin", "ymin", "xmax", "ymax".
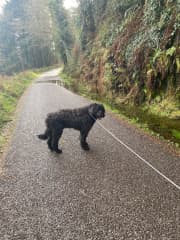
[{"xmin": 52, "ymin": 128, "xmax": 63, "ymax": 154}]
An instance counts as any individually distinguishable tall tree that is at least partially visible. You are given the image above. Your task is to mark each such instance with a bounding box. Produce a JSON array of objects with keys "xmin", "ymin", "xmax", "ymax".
[
  {"xmin": 78, "ymin": 0, "xmax": 96, "ymax": 50},
  {"xmin": 0, "ymin": 0, "xmax": 57, "ymax": 74},
  {"xmin": 49, "ymin": 0, "xmax": 74, "ymax": 66}
]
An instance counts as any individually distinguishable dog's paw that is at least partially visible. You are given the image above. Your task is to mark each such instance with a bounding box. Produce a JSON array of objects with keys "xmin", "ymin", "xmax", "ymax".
[
  {"xmin": 55, "ymin": 149, "xmax": 63, "ymax": 154},
  {"xmin": 81, "ymin": 143, "xmax": 90, "ymax": 151},
  {"xmin": 48, "ymin": 145, "xmax": 54, "ymax": 151}
]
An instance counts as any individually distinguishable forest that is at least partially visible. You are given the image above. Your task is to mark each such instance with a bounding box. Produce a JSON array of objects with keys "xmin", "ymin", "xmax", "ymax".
[{"xmin": 0, "ymin": 0, "xmax": 179, "ymax": 142}]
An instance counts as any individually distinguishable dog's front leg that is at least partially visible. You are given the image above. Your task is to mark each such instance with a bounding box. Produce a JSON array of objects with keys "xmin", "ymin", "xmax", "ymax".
[
  {"xmin": 47, "ymin": 130, "xmax": 53, "ymax": 151},
  {"xmin": 80, "ymin": 130, "xmax": 90, "ymax": 151},
  {"xmin": 52, "ymin": 128, "xmax": 63, "ymax": 153}
]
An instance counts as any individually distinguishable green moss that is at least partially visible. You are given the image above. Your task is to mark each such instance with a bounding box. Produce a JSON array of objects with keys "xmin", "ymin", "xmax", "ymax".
[{"xmin": 172, "ymin": 129, "xmax": 180, "ymax": 140}]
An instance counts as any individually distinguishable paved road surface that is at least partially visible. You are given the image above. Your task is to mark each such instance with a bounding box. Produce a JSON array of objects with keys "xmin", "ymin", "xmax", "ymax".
[{"xmin": 0, "ymin": 69, "xmax": 179, "ymax": 240}]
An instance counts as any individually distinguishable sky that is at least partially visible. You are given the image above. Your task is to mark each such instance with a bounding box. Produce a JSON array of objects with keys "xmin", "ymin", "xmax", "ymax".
[
  {"xmin": 63, "ymin": 0, "xmax": 78, "ymax": 9},
  {"xmin": 0, "ymin": 0, "xmax": 78, "ymax": 14},
  {"xmin": 0, "ymin": 0, "xmax": 7, "ymax": 14}
]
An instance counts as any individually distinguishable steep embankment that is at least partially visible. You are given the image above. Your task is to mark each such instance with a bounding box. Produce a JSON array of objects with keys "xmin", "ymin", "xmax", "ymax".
[{"xmin": 79, "ymin": 1, "xmax": 179, "ymax": 110}]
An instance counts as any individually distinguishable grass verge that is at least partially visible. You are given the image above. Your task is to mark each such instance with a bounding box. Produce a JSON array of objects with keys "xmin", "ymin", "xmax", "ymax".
[{"xmin": 0, "ymin": 71, "xmax": 38, "ymax": 152}]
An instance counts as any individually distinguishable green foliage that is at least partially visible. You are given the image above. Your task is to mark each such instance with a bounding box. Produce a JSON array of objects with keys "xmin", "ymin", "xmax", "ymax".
[
  {"xmin": 147, "ymin": 96, "xmax": 180, "ymax": 118},
  {"xmin": 144, "ymin": 0, "xmax": 163, "ymax": 24},
  {"xmin": 0, "ymin": 71, "xmax": 37, "ymax": 136},
  {"xmin": 146, "ymin": 46, "xmax": 178, "ymax": 98},
  {"xmin": 49, "ymin": 0, "xmax": 74, "ymax": 65},
  {"xmin": 176, "ymin": 57, "xmax": 180, "ymax": 73},
  {"xmin": 78, "ymin": 0, "xmax": 96, "ymax": 50},
  {"xmin": 0, "ymin": 0, "xmax": 58, "ymax": 74},
  {"xmin": 60, "ymin": 71, "xmax": 97, "ymax": 99},
  {"xmin": 72, "ymin": 0, "xmax": 178, "ymax": 105},
  {"xmin": 0, "ymin": 71, "xmax": 38, "ymax": 151},
  {"xmin": 166, "ymin": 46, "xmax": 176, "ymax": 56},
  {"xmin": 153, "ymin": 47, "xmax": 176, "ymax": 64},
  {"xmin": 172, "ymin": 130, "xmax": 180, "ymax": 140},
  {"xmin": 158, "ymin": 8, "xmax": 171, "ymax": 31},
  {"xmin": 58, "ymin": 0, "xmax": 180, "ymax": 147},
  {"xmin": 104, "ymin": 62, "xmax": 114, "ymax": 89},
  {"xmin": 59, "ymin": 72, "xmax": 74, "ymax": 89}
]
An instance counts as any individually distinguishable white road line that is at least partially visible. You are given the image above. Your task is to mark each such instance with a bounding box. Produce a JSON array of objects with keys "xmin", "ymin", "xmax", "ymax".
[{"xmin": 96, "ymin": 120, "xmax": 180, "ymax": 191}]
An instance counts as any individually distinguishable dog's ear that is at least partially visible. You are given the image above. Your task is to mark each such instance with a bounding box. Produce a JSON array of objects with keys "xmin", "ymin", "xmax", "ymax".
[{"xmin": 88, "ymin": 103, "xmax": 97, "ymax": 116}]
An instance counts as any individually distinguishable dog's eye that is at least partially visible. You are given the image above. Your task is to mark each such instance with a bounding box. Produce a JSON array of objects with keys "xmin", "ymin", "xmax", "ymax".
[{"xmin": 97, "ymin": 110, "xmax": 102, "ymax": 116}]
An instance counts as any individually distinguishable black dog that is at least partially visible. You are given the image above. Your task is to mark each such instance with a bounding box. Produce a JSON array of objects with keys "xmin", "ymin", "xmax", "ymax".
[{"xmin": 37, "ymin": 103, "xmax": 105, "ymax": 153}]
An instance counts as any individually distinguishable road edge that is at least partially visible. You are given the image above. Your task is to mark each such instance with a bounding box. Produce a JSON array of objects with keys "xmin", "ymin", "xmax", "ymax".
[{"xmin": 0, "ymin": 82, "xmax": 34, "ymax": 176}]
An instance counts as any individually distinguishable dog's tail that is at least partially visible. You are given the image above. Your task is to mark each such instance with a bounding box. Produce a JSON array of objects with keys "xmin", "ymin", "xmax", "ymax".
[{"xmin": 37, "ymin": 129, "xmax": 49, "ymax": 140}]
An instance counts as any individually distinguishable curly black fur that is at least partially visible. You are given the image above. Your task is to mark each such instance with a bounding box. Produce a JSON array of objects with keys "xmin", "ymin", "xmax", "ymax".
[{"xmin": 37, "ymin": 103, "xmax": 105, "ymax": 153}]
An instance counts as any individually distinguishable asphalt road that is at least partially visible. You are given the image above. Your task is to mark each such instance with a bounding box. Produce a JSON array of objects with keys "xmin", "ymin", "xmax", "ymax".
[{"xmin": 0, "ymin": 69, "xmax": 179, "ymax": 240}]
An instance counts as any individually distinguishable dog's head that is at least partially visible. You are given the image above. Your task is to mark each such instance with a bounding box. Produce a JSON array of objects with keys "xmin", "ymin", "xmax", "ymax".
[{"xmin": 88, "ymin": 103, "xmax": 105, "ymax": 120}]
